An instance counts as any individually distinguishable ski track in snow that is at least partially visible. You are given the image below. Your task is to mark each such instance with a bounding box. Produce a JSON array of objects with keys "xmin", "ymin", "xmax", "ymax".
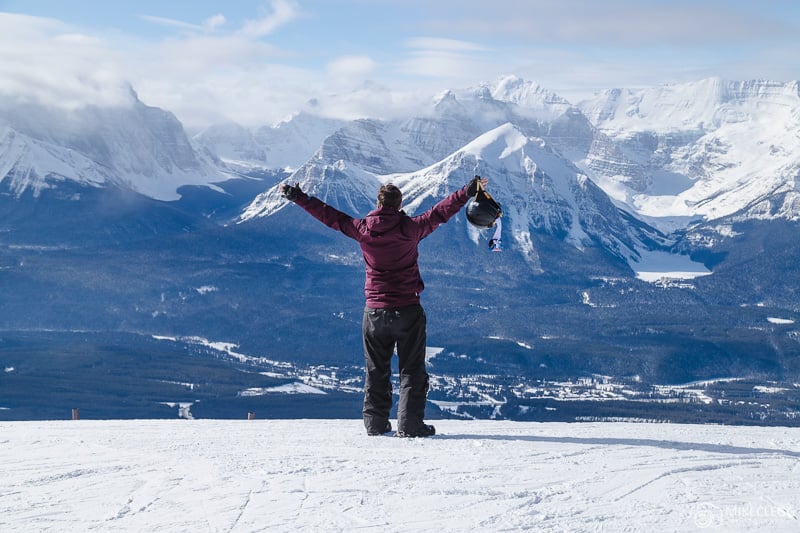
[{"xmin": 1, "ymin": 420, "xmax": 799, "ymax": 532}]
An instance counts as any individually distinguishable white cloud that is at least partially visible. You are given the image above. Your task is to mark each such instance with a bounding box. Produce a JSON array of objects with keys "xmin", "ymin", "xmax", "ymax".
[
  {"xmin": 326, "ymin": 55, "xmax": 377, "ymax": 79},
  {"xmin": 138, "ymin": 13, "xmax": 227, "ymax": 33},
  {"xmin": 296, "ymin": 82, "xmax": 430, "ymax": 122},
  {"xmin": 423, "ymin": 0, "xmax": 796, "ymax": 47},
  {"xmin": 143, "ymin": 35, "xmax": 283, "ymax": 77},
  {"xmin": 405, "ymin": 37, "xmax": 487, "ymax": 52},
  {"xmin": 135, "ymin": 63, "xmax": 319, "ymax": 129},
  {"xmin": 396, "ymin": 51, "xmax": 482, "ymax": 79},
  {"xmin": 137, "ymin": 15, "xmax": 206, "ymax": 32},
  {"xmin": 203, "ymin": 14, "xmax": 226, "ymax": 31},
  {"xmin": 0, "ymin": 3, "xmax": 313, "ymax": 127},
  {"xmin": 2, "ymin": 0, "xmax": 798, "ymax": 130},
  {"xmin": 394, "ymin": 36, "xmax": 493, "ymax": 81},
  {"xmin": 239, "ymin": 0, "xmax": 303, "ymax": 38},
  {"xmin": 0, "ymin": 13, "xmax": 133, "ymax": 110}
]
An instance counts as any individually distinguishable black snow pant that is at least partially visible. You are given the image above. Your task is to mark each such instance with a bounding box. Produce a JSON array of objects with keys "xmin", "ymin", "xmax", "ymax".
[{"xmin": 362, "ymin": 304, "xmax": 429, "ymax": 435}]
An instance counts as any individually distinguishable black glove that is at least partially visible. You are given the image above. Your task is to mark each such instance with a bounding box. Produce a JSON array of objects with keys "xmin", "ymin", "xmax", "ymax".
[
  {"xmin": 467, "ymin": 176, "xmax": 482, "ymax": 197},
  {"xmin": 280, "ymin": 182, "xmax": 302, "ymax": 201}
]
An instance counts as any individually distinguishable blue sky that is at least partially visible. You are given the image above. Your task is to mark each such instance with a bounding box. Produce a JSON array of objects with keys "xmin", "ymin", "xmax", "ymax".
[{"xmin": 1, "ymin": 0, "xmax": 799, "ymax": 129}]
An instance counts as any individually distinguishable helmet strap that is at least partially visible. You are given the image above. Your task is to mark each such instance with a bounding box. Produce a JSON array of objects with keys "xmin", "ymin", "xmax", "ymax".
[{"xmin": 489, "ymin": 217, "xmax": 503, "ymax": 252}]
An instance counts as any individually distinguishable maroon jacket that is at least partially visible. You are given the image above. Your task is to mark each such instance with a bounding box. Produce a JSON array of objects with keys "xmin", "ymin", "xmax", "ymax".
[{"xmin": 293, "ymin": 186, "xmax": 471, "ymax": 308}]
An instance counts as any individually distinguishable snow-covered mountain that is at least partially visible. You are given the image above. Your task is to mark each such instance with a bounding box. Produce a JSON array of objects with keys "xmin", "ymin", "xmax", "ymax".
[
  {"xmin": 0, "ymin": 88, "xmax": 228, "ymax": 201},
  {"xmin": 241, "ymin": 157, "xmax": 381, "ymax": 220},
  {"xmin": 193, "ymin": 112, "xmax": 347, "ymax": 171},
  {"xmin": 190, "ymin": 122, "xmax": 268, "ymax": 167},
  {"xmin": 4, "ymin": 77, "xmax": 800, "ymax": 424},
  {"xmin": 4, "ymin": 74, "xmax": 798, "ymax": 285},
  {"xmin": 464, "ymin": 75, "xmax": 574, "ymax": 120},
  {"xmin": 6, "ymin": 75, "xmax": 800, "ymax": 234},
  {"xmin": 204, "ymin": 76, "xmax": 572, "ymax": 176},
  {"xmin": 241, "ymin": 88, "xmax": 668, "ymax": 271},
  {"xmin": 578, "ymin": 78, "xmax": 800, "ymax": 230},
  {"xmin": 388, "ymin": 123, "xmax": 666, "ymax": 265}
]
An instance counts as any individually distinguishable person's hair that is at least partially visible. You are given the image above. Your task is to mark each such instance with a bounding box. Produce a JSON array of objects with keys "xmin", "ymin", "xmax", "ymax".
[{"xmin": 377, "ymin": 183, "xmax": 402, "ymax": 209}]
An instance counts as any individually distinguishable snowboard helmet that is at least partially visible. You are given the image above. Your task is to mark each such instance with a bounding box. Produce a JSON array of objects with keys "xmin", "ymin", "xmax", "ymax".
[{"xmin": 466, "ymin": 189, "xmax": 502, "ymax": 228}]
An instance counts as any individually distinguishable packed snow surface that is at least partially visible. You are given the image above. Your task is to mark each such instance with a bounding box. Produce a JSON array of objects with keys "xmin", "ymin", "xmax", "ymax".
[{"xmin": 2, "ymin": 419, "xmax": 799, "ymax": 532}]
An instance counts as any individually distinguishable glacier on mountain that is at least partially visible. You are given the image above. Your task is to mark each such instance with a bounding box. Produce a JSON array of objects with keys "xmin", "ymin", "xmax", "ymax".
[{"xmin": 577, "ymin": 78, "xmax": 800, "ymax": 228}]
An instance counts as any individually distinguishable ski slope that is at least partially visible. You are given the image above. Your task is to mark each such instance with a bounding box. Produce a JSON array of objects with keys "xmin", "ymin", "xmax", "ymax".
[{"xmin": 1, "ymin": 419, "xmax": 799, "ymax": 532}]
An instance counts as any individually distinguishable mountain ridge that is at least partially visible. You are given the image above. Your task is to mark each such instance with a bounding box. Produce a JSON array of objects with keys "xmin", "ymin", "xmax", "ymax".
[
  {"xmin": 3, "ymin": 76, "xmax": 800, "ymax": 423},
  {"xmin": 0, "ymin": 91, "xmax": 230, "ymax": 201}
]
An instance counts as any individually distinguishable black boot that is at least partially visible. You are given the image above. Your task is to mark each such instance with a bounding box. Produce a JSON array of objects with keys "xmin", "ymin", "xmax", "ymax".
[
  {"xmin": 367, "ymin": 420, "xmax": 393, "ymax": 436},
  {"xmin": 396, "ymin": 424, "xmax": 435, "ymax": 438}
]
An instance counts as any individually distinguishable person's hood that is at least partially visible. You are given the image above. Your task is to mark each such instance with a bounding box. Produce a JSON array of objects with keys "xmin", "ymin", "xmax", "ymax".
[{"xmin": 364, "ymin": 206, "xmax": 405, "ymax": 235}]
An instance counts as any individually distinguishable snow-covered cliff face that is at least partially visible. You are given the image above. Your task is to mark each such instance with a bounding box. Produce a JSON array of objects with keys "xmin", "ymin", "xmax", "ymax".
[
  {"xmin": 0, "ymin": 90, "xmax": 226, "ymax": 200},
  {"xmin": 0, "ymin": 125, "xmax": 111, "ymax": 196},
  {"xmin": 581, "ymin": 78, "xmax": 800, "ymax": 133},
  {"xmin": 578, "ymin": 78, "xmax": 800, "ymax": 229}
]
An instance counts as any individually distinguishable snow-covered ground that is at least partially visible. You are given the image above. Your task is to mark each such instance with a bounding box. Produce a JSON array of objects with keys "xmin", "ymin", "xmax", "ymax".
[{"xmin": 2, "ymin": 420, "xmax": 799, "ymax": 532}]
